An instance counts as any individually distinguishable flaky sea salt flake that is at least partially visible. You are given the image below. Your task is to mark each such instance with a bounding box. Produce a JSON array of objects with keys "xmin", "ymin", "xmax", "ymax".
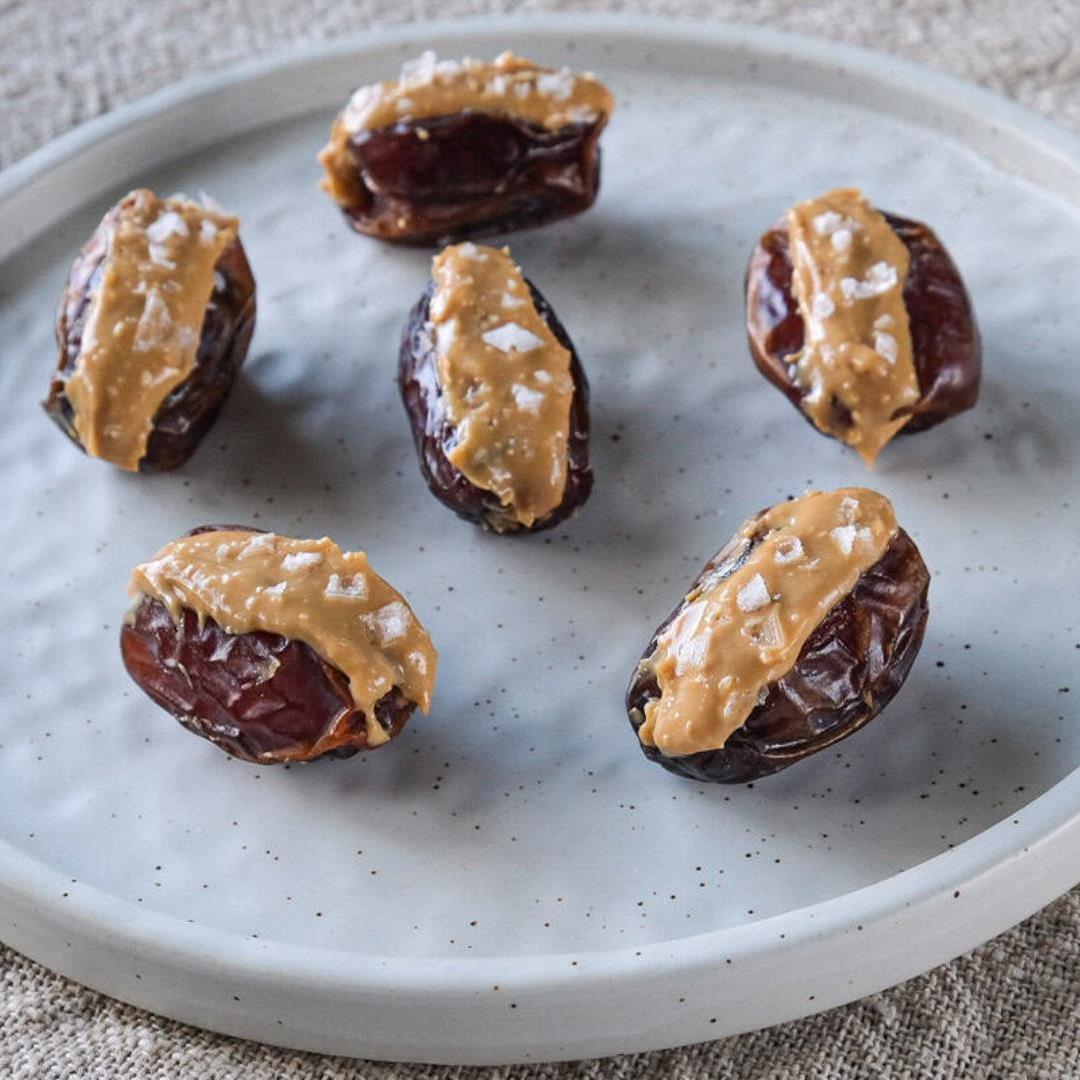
[
  {"xmin": 674, "ymin": 636, "xmax": 709, "ymax": 672},
  {"xmin": 813, "ymin": 210, "xmax": 843, "ymax": 235},
  {"xmin": 241, "ymin": 533, "xmax": 276, "ymax": 557},
  {"xmin": 325, "ymin": 573, "xmax": 368, "ymax": 600},
  {"xmin": 146, "ymin": 211, "xmax": 189, "ymax": 245},
  {"xmin": 147, "ymin": 244, "xmax": 176, "ymax": 269},
  {"xmin": 874, "ymin": 331, "xmax": 899, "ymax": 364},
  {"xmin": 831, "ymin": 525, "xmax": 857, "ymax": 554},
  {"xmin": 537, "ymin": 69, "xmax": 575, "ymax": 101},
  {"xmin": 133, "ymin": 289, "xmax": 173, "ymax": 351},
  {"xmin": 774, "ymin": 537, "xmax": 805, "ymax": 565},
  {"xmin": 511, "ymin": 383, "xmax": 545, "ymax": 413},
  {"xmin": 737, "ymin": 573, "xmax": 771, "ymax": 613},
  {"xmin": 434, "ymin": 58, "xmax": 463, "ymax": 78},
  {"xmin": 840, "ymin": 261, "xmax": 898, "ymax": 301},
  {"xmin": 400, "ymin": 50, "xmax": 438, "ymax": 85},
  {"xmin": 435, "ymin": 318, "xmax": 459, "ymax": 355},
  {"xmin": 482, "ymin": 322, "xmax": 544, "ymax": 353},
  {"xmin": 282, "ymin": 552, "xmax": 323, "ymax": 572},
  {"xmin": 365, "ymin": 601, "xmax": 411, "ymax": 645}
]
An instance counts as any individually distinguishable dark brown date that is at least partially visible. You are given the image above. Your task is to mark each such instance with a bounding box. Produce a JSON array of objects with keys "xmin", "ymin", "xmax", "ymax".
[
  {"xmin": 120, "ymin": 528, "xmax": 417, "ymax": 764},
  {"xmin": 745, "ymin": 211, "xmax": 981, "ymax": 436},
  {"xmin": 336, "ymin": 113, "xmax": 605, "ymax": 246},
  {"xmin": 44, "ymin": 210, "xmax": 256, "ymax": 472},
  {"xmin": 626, "ymin": 524, "xmax": 930, "ymax": 784},
  {"xmin": 399, "ymin": 278, "xmax": 593, "ymax": 534}
]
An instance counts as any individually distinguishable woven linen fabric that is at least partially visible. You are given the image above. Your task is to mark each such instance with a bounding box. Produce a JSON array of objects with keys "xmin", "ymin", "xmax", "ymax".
[{"xmin": 3, "ymin": 1, "xmax": 1080, "ymax": 1077}]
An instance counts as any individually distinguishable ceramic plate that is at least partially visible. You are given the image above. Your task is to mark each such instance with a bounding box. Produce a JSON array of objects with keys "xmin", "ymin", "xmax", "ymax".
[{"xmin": 1, "ymin": 15, "xmax": 1079, "ymax": 1066}]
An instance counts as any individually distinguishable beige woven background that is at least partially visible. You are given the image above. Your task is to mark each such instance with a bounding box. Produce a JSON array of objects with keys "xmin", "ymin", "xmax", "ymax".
[{"xmin": 3, "ymin": 1, "xmax": 1080, "ymax": 1076}]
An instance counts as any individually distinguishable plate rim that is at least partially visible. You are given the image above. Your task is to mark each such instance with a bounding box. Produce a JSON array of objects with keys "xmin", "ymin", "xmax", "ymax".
[{"xmin": 2, "ymin": 11, "xmax": 1079, "ymax": 1059}]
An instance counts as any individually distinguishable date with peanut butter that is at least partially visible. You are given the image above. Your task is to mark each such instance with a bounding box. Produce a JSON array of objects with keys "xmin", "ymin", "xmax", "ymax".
[
  {"xmin": 400, "ymin": 242, "xmax": 592, "ymax": 533},
  {"xmin": 319, "ymin": 51, "xmax": 614, "ymax": 245},
  {"xmin": 626, "ymin": 489, "xmax": 929, "ymax": 783},
  {"xmin": 746, "ymin": 188, "xmax": 980, "ymax": 466},
  {"xmin": 44, "ymin": 189, "xmax": 256, "ymax": 472},
  {"xmin": 120, "ymin": 527, "xmax": 437, "ymax": 764}
]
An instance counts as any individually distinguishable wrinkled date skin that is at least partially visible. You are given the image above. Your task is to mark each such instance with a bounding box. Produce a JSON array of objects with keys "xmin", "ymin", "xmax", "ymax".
[
  {"xmin": 399, "ymin": 278, "xmax": 593, "ymax": 534},
  {"xmin": 746, "ymin": 211, "xmax": 981, "ymax": 437},
  {"xmin": 338, "ymin": 112, "xmax": 605, "ymax": 245},
  {"xmin": 626, "ymin": 524, "xmax": 930, "ymax": 783},
  {"xmin": 119, "ymin": 527, "xmax": 416, "ymax": 764},
  {"xmin": 44, "ymin": 211, "xmax": 256, "ymax": 472}
]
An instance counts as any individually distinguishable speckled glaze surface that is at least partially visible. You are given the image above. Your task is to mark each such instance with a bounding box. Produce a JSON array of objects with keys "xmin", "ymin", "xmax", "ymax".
[{"xmin": 1, "ymin": 17, "xmax": 1079, "ymax": 1066}]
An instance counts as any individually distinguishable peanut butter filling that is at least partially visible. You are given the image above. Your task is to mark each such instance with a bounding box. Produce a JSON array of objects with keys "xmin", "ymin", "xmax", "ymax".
[
  {"xmin": 319, "ymin": 51, "xmax": 614, "ymax": 207},
  {"xmin": 786, "ymin": 188, "xmax": 920, "ymax": 467},
  {"xmin": 63, "ymin": 189, "xmax": 238, "ymax": 471},
  {"xmin": 427, "ymin": 243, "xmax": 575, "ymax": 529},
  {"xmin": 638, "ymin": 488, "xmax": 898, "ymax": 758},
  {"xmin": 128, "ymin": 531, "xmax": 437, "ymax": 748}
]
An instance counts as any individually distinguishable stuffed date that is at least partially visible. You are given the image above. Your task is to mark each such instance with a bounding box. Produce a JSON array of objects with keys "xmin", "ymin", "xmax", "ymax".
[
  {"xmin": 120, "ymin": 527, "xmax": 437, "ymax": 764},
  {"xmin": 319, "ymin": 50, "xmax": 614, "ymax": 245},
  {"xmin": 745, "ymin": 188, "xmax": 980, "ymax": 466},
  {"xmin": 626, "ymin": 488, "xmax": 929, "ymax": 783},
  {"xmin": 44, "ymin": 189, "xmax": 256, "ymax": 472},
  {"xmin": 399, "ymin": 242, "xmax": 592, "ymax": 533}
]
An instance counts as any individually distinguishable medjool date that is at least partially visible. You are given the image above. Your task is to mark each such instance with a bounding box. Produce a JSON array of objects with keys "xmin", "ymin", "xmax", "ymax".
[
  {"xmin": 120, "ymin": 527, "xmax": 437, "ymax": 764},
  {"xmin": 746, "ymin": 189, "xmax": 980, "ymax": 464},
  {"xmin": 44, "ymin": 189, "xmax": 256, "ymax": 472},
  {"xmin": 399, "ymin": 242, "xmax": 592, "ymax": 533},
  {"xmin": 626, "ymin": 489, "xmax": 929, "ymax": 783},
  {"xmin": 319, "ymin": 51, "xmax": 613, "ymax": 245}
]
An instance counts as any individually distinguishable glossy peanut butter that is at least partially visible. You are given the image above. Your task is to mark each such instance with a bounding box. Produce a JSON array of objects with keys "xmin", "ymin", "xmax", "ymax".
[
  {"xmin": 786, "ymin": 189, "xmax": 920, "ymax": 466},
  {"xmin": 62, "ymin": 190, "xmax": 237, "ymax": 471},
  {"xmin": 129, "ymin": 531, "xmax": 437, "ymax": 747},
  {"xmin": 319, "ymin": 51, "xmax": 614, "ymax": 207},
  {"xmin": 427, "ymin": 243, "xmax": 574, "ymax": 529},
  {"xmin": 639, "ymin": 488, "xmax": 898, "ymax": 758}
]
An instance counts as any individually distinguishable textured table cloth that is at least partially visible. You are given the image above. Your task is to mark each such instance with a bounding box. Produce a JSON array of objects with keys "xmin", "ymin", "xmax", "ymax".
[{"xmin": 3, "ymin": 1, "xmax": 1080, "ymax": 1076}]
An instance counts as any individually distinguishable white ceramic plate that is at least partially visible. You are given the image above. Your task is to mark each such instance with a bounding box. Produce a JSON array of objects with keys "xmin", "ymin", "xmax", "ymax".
[{"xmin": 1, "ymin": 15, "xmax": 1079, "ymax": 1066}]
